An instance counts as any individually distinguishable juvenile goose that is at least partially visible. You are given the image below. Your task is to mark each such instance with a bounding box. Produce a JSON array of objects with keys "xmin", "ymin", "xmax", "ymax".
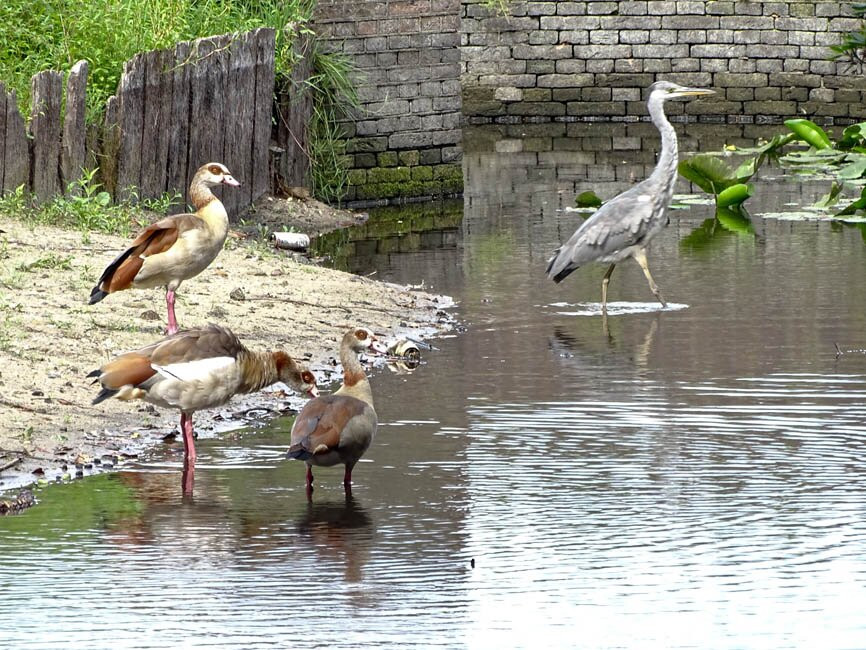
[
  {"xmin": 89, "ymin": 163, "xmax": 240, "ymax": 335},
  {"xmin": 89, "ymin": 324, "xmax": 318, "ymax": 466},
  {"xmin": 288, "ymin": 328, "xmax": 381, "ymax": 494}
]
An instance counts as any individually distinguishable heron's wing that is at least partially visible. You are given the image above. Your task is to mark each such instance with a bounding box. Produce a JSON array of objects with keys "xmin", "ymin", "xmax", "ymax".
[{"xmin": 562, "ymin": 187, "xmax": 658, "ymax": 265}]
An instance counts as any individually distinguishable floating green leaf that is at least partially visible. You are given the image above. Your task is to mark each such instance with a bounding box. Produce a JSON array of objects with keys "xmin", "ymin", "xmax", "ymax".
[
  {"xmin": 835, "ymin": 186, "xmax": 866, "ymax": 217},
  {"xmin": 715, "ymin": 206, "xmax": 755, "ymax": 234},
  {"xmin": 778, "ymin": 150, "xmax": 848, "ymax": 170},
  {"xmin": 813, "ymin": 181, "xmax": 844, "ymax": 209},
  {"xmin": 716, "ymin": 183, "xmax": 753, "ymax": 208},
  {"xmin": 838, "ymin": 122, "xmax": 866, "ymax": 150},
  {"xmin": 678, "ymin": 154, "xmax": 739, "ymax": 193},
  {"xmin": 836, "ymin": 156, "xmax": 866, "ymax": 180},
  {"xmin": 784, "ymin": 118, "xmax": 833, "ymax": 150},
  {"xmin": 574, "ymin": 190, "xmax": 603, "ymax": 208}
]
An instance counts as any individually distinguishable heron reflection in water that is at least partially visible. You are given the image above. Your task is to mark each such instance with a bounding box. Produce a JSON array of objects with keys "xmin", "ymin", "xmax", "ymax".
[{"xmin": 546, "ymin": 81, "xmax": 715, "ymax": 314}]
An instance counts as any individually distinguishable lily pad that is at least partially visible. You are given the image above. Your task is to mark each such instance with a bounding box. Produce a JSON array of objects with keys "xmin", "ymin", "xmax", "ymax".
[
  {"xmin": 838, "ymin": 122, "xmax": 866, "ymax": 150},
  {"xmin": 574, "ymin": 190, "xmax": 603, "ymax": 208},
  {"xmin": 715, "ymin": 206, "xmax": 754, "ymax": 234},
  {"xmin": 835, "ymin": 186, "xmax": 866, "ymax": 216},
  {"xmin": 716, "ymin": 183, "xmax": 753, "ymax": 208},
  {"xmin": 836, "ymin": 156, "xmax": 866, "ymax": 179},
  {"xmin": 785, "ymin": 118, "xmax": 833, "ymax": 150},
  {"xmin": 813, "ymin": 181, "xmax": 844, "ymax": 208}
]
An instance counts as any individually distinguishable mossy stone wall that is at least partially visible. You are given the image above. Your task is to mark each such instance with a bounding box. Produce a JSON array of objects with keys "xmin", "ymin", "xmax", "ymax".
[{"xmin": 314, "ymin": 0, "xmax": 463, "ymax": 204}]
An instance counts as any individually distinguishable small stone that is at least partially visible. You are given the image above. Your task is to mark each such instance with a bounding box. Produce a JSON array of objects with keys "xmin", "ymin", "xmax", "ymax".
[
  {"xmin": 230, "ymin": 287, "xmax": 246, "ymax": 301},
  {"xmin": 140, "ymin": 309, "xmax": 161, "ymax": 321}
]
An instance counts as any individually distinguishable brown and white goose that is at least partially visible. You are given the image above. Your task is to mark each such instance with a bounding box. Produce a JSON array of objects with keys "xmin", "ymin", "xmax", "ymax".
[
  {"xmin": 89, "ymin": 324, "xmax": 318, "ymax": 470},
  {"xmin": 89, "ymin": 163, "xmax": 240, "ymax": 335},
  {"xmin": 288, "ymin": 328, "xmax": 381, "ymax": 494}
]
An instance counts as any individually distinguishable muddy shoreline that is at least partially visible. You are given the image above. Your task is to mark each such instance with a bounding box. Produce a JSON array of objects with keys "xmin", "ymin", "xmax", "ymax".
[{"xmin": 0, "ymin": 195, "xmax": 454, "ymax": 494}]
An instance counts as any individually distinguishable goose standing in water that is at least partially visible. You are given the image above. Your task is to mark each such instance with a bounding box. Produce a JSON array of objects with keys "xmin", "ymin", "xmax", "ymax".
[
  {"xmin": 89, "ymin": 324, "xmax": 318, "ymax": 492},
  {"xmin": 89, "ymin": 163, "xmax": 240, "ymax": 334},
  {"xmin": 288, "ymin": 328, "xmax": 382, "ymax": 496},
  {"xmin": 546, "ymin": 81, "xmax": 714, "ymax": 314}
]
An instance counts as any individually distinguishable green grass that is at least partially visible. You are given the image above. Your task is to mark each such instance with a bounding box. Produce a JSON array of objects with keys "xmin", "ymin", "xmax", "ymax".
[
  {"xmin": 0, "ymin": 0, "xmax": 358, "ymax": 201},
  {"xmin": 17, "ymin": 253, "xmax": 73, "ymax": 273},
  {"xmin": 0, "ymin": 169, "xmax": 181, "ymax": 239}
]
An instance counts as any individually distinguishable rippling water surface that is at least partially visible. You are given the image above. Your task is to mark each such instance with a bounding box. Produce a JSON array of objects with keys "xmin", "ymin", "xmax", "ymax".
[{"xmin": 3, "ymin": 124, "xmax": 866, "ymax": 648}]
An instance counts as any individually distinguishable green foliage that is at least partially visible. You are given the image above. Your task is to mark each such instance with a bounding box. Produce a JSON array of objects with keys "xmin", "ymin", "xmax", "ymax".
[
  {"xmin": 0, "ymin": 167, "xmax": 180, "ymax": 237},
  {"xmin": 0, "ymin": 0, "xmax": 355, "ymax": 202},
  {"xmin": 785, "ymin": 118, "xmax": 833, "ymax": 150},
  {"xmin": 575, "ymin": 190, "xmax": 603, "ymax": 208},
  {"xmin": 17, "ymin": 253, "xmax": 72, "ymax": 272},
  {"xmin": 306, "ymin": 41, "xmax": 358, "ymax": 202},
  {"xmin": 480, "ymin": 0, "xmax": 513, "ymax": 16},
  {"xmin": 684, "ymin": 118, "xmax": 866, "ymax": 220},
  {"xmin": 830, "ymin": 3, "xmax": 866, "ymax": 70},
  {"xmin": 716, "ymin": 184, "xmax": 753, "ymax": 208},
  {"xmin": 0, "ymin": 0, "xmax": 313, "ymax": 119},
  {"xmin": 677, "ymin": 154, "xmax": 760, "ymax": 208}
]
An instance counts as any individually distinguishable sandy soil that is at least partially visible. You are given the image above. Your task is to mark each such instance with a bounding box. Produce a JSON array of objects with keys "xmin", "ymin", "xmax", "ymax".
[{"xmin": 0, "ymin": 196, "xmax": 453, "ymax": 492}]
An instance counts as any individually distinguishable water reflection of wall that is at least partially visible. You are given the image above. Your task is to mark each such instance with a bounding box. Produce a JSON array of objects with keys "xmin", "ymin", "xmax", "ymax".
[
  {"xmin": 460, "ymin": 122, "xmax": 866, "ymax": 385},
  {"xmin": 312, "ymin": 200, "xmax": 464, "ymax": 289}
]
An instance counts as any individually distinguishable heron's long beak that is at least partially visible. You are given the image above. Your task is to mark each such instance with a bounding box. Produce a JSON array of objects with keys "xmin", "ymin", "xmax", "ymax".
[{"xmin": 674, "ymin": 88, "xmax": 715, "ymax": 97}]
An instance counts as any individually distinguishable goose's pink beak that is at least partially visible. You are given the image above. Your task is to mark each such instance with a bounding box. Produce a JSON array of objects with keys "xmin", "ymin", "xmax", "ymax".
[
  {"xmin": 223, "ymin": 175, "xmax": 241, "ymax": 187},
  {"xmin": 308, "ymin": 386, "xmax": 319, "ymax": 398}
]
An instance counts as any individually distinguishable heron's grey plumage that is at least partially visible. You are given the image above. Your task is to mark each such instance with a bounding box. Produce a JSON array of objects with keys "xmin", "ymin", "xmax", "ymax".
[{"xmin": 546, "ymin": 80, "xmax": 714, "ymax": 311}]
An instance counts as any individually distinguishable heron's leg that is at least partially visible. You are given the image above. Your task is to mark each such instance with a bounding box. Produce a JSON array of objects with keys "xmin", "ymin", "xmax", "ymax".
[
  {"xmin": 601, "ymin": 263, "xmax": 616, "ymax": 314},
  {"xmin": 634, "ymin": 249, "xmax": 666, "ymax": 308}
]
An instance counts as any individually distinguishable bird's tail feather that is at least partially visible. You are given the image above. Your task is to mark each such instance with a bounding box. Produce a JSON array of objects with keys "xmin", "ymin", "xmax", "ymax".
[
  {"xmin": 92, "ymin": 387, "xmax": 119, "ymax": 405},
  {"xmin": 287, "ymin": 443, "xmax": 312, "ymax": 461},
  {"xmin": 89, "ymin": 287, "xmax": 109, "ymax": 305},
  {"xmin": 546, "ymin": 248, "xmax": 578, "ymax": 283}
]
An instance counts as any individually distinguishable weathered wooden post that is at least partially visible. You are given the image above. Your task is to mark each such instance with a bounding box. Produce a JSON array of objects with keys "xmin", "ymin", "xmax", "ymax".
[
  {"xmin": 1, "ymin": 85, "xmax": 29, "ymax": 195},
  {"xmin": 61, "ymin": 60, "xmax": 89, "ymax": 194},
  {"xmin": 30, "ymin": 70, "xmax": 63, "ymax": 202}
]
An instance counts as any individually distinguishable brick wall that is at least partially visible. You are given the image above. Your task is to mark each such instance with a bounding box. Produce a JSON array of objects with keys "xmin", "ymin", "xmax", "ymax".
[
  {"xmin": 314, "ymin": 0, "xmax": 463, "ymax": 204},
  {"xmin": 462, "ymin": 0, "xmax": 866, "ymax": 124}
]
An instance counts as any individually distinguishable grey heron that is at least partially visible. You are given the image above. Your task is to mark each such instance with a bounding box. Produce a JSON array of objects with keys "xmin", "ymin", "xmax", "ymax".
[{"xmin": 546, "ymin": 80, "xmax": 715, "ymax": 313}]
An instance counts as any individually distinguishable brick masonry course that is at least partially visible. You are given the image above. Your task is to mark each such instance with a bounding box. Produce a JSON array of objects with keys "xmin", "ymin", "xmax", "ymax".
[
  {"xmin": 313, "ymin": 1, "xmax": 866, "ymax": 202},
  {"xmin": 461, "ymin": 0, "xmax": 866, "ymax": 124},
  {"xmin": 315, "ymin": 0, "xmax": 463, "ymax": 204}
]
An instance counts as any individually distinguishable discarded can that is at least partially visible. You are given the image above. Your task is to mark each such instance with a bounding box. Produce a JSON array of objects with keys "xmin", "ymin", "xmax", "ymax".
[
  {"xmin": 389, "ymin": 339, "xmax": 421, "ymax": 362},
  {"xmin": 273, "ymin": 232, "xmax": 311, "ymax": 251}
]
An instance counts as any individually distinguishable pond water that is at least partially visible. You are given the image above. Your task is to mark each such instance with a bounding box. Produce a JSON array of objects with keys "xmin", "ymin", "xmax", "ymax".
[{"xmin": 3, "ymin": 123, "xmax": 866, "ymax": 649}]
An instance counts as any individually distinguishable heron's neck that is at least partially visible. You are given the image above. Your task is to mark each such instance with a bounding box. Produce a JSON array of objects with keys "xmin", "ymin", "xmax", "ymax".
[{"xmin": 648, "ymin": 97, "xmax": 679, "ymax": 191}]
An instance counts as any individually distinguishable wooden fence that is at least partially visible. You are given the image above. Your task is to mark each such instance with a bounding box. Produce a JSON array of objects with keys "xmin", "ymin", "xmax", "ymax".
[{"xmin": 0, "ymin": 28, "xmax": 312, "ymax": 215}]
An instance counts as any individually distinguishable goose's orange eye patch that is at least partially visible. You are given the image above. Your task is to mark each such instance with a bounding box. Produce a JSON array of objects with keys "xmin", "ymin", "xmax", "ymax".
[
  {"xmin": 301, "ymin": 371, "xmax": 314, "ymax": 384},
  {"xmin": 356, "ymin": 329, "xmax": 368, "ymax": 340},
  {"xmin": 208, "ymin": 165, "xmax": 223, "ymax": 175}
]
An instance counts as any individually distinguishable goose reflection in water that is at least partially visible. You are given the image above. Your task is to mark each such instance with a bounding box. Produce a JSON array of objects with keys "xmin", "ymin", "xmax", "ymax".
[{"xmin": 295, "ymin": 496, "xmax": 374, "ymax": 586}]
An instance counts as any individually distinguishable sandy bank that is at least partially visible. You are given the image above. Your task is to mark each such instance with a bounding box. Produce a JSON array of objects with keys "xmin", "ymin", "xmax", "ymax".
[{"xmin": 0, "ymin": 196, "xmax": 453, "ymax": 491}]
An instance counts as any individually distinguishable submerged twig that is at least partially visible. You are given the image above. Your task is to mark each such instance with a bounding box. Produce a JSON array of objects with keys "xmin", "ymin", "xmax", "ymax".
[{"xmin": 834, "ymin": 342, "xmax": 866, "ymax": 358}]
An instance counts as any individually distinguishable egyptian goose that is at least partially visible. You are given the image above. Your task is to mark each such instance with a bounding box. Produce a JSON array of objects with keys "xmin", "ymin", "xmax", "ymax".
[
  {"xmin": 89, "ymin": 324, "xmax": 318, "ymax": 469},
  {"xmin": 89, "ymin": 163, "xmax": 240, "ymax": 335},
  {"xmin": 288, "ymin": 328, "xmax": 381, "ymax": 494}
]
